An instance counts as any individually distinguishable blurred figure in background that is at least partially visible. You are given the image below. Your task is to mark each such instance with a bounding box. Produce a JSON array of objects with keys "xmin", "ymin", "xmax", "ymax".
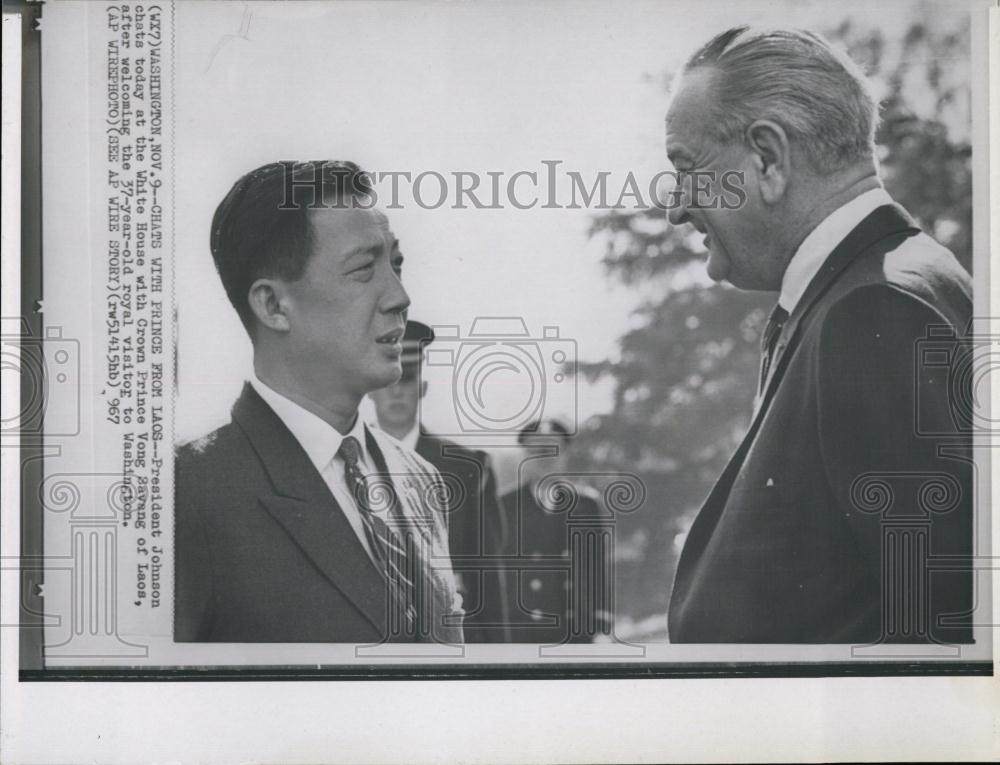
[
  {"xmin": 500, "ymin": 419, "xmax": 612, "ymax": 643},
  {"xmin": 370, "ymin": 320, "xmax": 510, "ymax": 642}
]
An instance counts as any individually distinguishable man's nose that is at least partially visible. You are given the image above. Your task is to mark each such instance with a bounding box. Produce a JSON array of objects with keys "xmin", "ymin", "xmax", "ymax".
[
  {"xmin": 667, "ymin": 194, "xmax": 691, "ymax": 227},
  {"xmin": 383, "ymin": 268, "xmax": 411, "ymax": 316}
]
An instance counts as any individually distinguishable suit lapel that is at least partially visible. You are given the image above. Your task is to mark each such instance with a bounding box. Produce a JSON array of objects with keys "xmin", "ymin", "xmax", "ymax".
[
  {"xmin": 672, "ymin": 204, "xmax": 920, "ymax": 601},
  {"xmin": 231, "ymin": 384, "xmax": 388, "ymax": 634},
  {"xmin": 259, "ymin": 495, "xmax": 389, "ymax": 634},
  {"xmin": 756, "ymin": 204, "xmax": 919, "ymax": 422}
]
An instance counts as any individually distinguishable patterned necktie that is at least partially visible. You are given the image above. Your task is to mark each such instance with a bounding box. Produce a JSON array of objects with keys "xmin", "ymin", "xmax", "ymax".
[
  {"xmin": 338, "ymin": 435, "xmax": 420, "ymax": 631},
  {"xmin": 758, "ymin": 304, "xmax": 789, "ymax": 397}
]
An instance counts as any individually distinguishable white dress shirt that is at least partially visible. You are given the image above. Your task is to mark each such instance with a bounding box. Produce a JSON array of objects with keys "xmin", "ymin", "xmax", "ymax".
[
  {"xmin": 753, "ymin": 187, "xmax": 894, "ymax": 416},
  {"xmin": 778, "ymin": 187, "xmax": 894, "ymax": 313},
  {"xmin": 250, "ymin": 375, "xmax": 379, "ymax": 563}
]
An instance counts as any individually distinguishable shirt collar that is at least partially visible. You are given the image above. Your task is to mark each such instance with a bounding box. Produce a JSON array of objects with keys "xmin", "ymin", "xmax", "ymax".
[
  {"xmin": 250, "ymin": 375, "xmax": 369, "ymax": 473},
  {"xmin": 779, "ymin": 187, "xmax": 894, "ymax": 313}
]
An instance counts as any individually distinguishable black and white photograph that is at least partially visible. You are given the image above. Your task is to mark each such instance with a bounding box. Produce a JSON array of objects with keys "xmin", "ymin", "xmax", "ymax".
[{"xmin": 2, "ymin": 0, "xmax": 997, "ymax": 762}]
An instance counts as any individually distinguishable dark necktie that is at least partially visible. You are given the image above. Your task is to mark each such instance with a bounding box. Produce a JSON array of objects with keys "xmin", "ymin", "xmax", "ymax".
[
  {"xmin": 338, "ymin": 435, "xmax": 420, "ymax": 631},
  {"xmin": 758, "ymin": 304, "xmax": 789, "ymax": 397}
]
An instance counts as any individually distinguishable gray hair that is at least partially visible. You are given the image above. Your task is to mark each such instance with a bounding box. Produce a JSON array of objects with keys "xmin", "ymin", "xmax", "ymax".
[{"xmin": 682, "ymin": 26, "xmax": 880, "ymax": 173}]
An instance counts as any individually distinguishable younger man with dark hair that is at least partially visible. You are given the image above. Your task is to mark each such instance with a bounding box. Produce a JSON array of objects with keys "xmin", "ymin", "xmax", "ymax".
[{"xmin": 175, "ymin": 161, "xmax": 464, "ymax": 644}]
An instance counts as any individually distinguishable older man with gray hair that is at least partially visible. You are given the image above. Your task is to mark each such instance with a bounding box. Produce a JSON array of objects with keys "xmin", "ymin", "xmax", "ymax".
[{"xmin": 665, "ymin": 27, "xmax": 973, "ymax": 643}]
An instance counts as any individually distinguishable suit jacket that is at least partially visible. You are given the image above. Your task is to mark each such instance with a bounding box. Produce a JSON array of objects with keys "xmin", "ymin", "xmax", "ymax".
[
  {"xmin": 415, "ymin": 432, "xmax": 510, "ymax": 642},
  {"xmin": 500, "ymin": 482, "xmax": 610, "ymax": 643},
  {"xmin": 669, "ymin": 204, "xmax": 974, "ymax": 643},
  {"xmin": 175, "ymin": 384, "xmax": 464, "ymax": 644}
]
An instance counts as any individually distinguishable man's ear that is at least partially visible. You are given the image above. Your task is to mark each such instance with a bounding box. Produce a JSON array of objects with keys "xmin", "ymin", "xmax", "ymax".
[
  {"xmin": 419, "ymin": 379, "xmax": 428, "ymax": 399},
  {"xmin": 247, "ymin": 278, "xmax": 292, "ymax": 333},
  {"xmin": 745, "ymin": 119, "xmax": 790, "ymax": 204}
]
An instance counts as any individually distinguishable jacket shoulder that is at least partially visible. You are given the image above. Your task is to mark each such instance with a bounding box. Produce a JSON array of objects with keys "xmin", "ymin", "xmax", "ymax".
[
  {"xmin": 882, "ymin": 233, "xmax": 970, "ymax": 300},
  {"xmin": 176, "ymin": 420, "xmax": 245, "ymax": 466},
  {"xmin": 847, "ymin": 233, "xmax": 972, "ymax": 310},
  {"xmin": 175, "ymin": 419, "xmax": 256, "ymax": 503},
  {"xmin": 823, "ymin": 232, "xmax": 971, "ymax": 331}
]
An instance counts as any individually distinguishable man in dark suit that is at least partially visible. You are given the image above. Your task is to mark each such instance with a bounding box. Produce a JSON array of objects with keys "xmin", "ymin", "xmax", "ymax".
[
  {"xmin": 665, "ymin": 27, "xmax": 973, "ymax": 643},
  {"xmin": 370, "ymin": 320, "xmax": 510, "ymax": 642},
  {"xmin": 499, "ymin": 420, "xmax": 612, "ymax": 643},
  {"xmin": 175, "ymin": 161, "xmax": 463, "ymax": 644}
]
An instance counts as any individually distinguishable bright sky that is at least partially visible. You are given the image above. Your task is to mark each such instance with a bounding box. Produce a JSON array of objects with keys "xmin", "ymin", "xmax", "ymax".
[{"xmin": 174, "ymin": 0, "xmax": 957, "ymax": 443}]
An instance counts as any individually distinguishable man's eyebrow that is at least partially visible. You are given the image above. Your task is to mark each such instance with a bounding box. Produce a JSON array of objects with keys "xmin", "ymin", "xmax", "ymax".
[
  {"xmin": 340, "ymin": 245, "xmax": 381, "ymax": 267},
  {"xmin": 344, "ymin": 241, "xmax": 384, "ymax": 260}
]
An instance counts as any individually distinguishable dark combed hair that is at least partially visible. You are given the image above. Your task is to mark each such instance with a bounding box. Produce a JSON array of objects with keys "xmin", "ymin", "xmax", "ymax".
[{"xmin": 209, "ymin": 160, "xmax": 373, "ymax": 334}]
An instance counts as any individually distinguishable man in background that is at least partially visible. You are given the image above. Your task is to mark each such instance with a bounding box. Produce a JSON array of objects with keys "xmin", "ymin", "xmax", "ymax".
[
  {"xmin": 500, "ymin": 420, "xmax": 612, "ymax": 643},
  {"xmin": 370, "ymin": 320, "xmax": 510, "ymax": 642},
  {"xmin": 664, "ymin": 27, "xmax": 973, "ymax": 643},
  {"xmin": 175, "ymin": 161, "xmax": 463, "ymax": 644}
]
